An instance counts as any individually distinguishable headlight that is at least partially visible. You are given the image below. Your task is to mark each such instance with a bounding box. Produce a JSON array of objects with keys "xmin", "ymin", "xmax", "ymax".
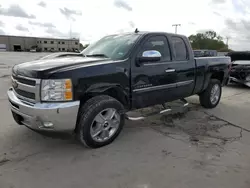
[{"xmin": 41, "ymin": 79, "xmax": 73, "ymax": 101}]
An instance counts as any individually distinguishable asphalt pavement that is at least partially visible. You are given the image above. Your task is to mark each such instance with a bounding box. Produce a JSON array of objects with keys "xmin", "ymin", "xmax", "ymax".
[{"xmin": 0, "ymin": 52, "xmax": 250, "ymax": 188}]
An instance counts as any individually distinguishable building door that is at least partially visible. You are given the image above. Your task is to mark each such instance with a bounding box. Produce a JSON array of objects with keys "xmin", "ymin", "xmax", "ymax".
[{"xmin": 13, "ymin": 45, "xmax": 21, "ymax": 51}]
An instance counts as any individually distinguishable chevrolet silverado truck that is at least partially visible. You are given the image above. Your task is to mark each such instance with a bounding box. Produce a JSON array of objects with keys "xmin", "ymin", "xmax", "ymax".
[{"xmin": 8, "ymin": 31, "xmax": 231, "ymax": 148}]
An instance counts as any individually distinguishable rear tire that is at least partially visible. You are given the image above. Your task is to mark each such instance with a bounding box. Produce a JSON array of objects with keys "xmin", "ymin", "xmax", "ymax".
[
  {"xmin": 76, "ymin": 95, "xmax": 125, "ymax": 148},
  {"xmin": 199, "ymin": 79, "xmax": 222, "ymax": 109}
]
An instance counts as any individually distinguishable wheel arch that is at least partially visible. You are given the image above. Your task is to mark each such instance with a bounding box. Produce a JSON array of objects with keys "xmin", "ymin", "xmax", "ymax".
[
  {"xmin": 79, "ymin": 84, "xmax": 129, "ymax": 108},
  {"xmin": 202, "ymin": 71, "xmax": 225, "ymax": 92},
  {"xmin": 74, "ymin": 85, "xmax": 130, "ymax": 132},
  {"xmin": 211, "ymin": 71, "xmax": 224, "ymax": 83}
]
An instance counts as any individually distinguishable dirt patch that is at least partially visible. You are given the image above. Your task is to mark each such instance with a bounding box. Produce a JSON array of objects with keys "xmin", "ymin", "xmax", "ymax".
[
  {"xmin": 0, "ymin": 158, "xmax": 10, "ymax": 166},
  {"xmin": 0, "ymin": 75, "xmax": 10, "ymax": 78},
  {"xmin": 127, "ymin": 102, "xmax": 243, "ymax": 152},
  {"xmin": 162, "ymin": 111, "xmax": 228, "ymax": 136},
  {"xmin": 0, "ymin": 153, "xmax": 10, "ymax": 166},
  {"xmin": 153, "ymin": 107, "xmax": 243, "ymax": 151}
]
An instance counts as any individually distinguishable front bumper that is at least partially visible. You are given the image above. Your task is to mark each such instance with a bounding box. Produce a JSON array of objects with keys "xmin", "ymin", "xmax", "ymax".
[
  {"xmin": 230, "ymin": 76, "xmax": 250, "ymax": 87},
  {"xmin": 7, "ymin": 88, "xmax": 80, "ymax": 132}
]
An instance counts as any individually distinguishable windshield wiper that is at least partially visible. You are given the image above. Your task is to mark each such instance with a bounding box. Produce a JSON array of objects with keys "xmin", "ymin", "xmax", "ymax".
[{"xmin": 86, "ymin": 54, "xmax": 109, "ymax": 58}]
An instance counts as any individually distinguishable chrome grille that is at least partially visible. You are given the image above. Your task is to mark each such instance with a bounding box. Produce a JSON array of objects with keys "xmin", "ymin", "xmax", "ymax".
[
  {"xmin": 11, "ymin": 75, "xmax": 40, "ymax": 103},
  {"xmin": 12, "ymin": 75, "xmax": 36, "ymax": 86},
  {"xmin": 14, "ymin": 88, "xmax": 35, "ymax": 100}
]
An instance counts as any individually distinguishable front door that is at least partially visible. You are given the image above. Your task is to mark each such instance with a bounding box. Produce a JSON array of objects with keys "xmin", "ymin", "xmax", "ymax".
[{"xmin": 131, "ymin": 35, "xmax": 179, "ymax": 109}]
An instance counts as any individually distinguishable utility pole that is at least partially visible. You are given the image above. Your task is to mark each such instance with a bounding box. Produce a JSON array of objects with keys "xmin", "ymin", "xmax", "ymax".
[
  {"xmin": 69, "ymin": 19, "xmax": 72, "ymax": 51},
  {"xmin": 225, "ymin": 36, "xmax": 230, "ymax": 47},
  {"xmin": 69, "ymin": 21, "xmax": 72, "ymax": 39},
  {"xmin": 172, "ymin": 24, "xmax": 181, "ymax": 34}
]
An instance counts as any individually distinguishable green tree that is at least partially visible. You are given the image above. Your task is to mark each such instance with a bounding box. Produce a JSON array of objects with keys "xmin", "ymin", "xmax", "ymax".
[{"xmin": 188, "ymin": 30, "xmax": 231, "ymax": 52}]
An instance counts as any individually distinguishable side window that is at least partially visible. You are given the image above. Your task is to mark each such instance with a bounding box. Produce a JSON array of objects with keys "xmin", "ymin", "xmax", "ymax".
[
  {"xmin": 171, "ymin": 37, "xmax": 188, "ymax": 61},
  {"xmin": 139, "ymin": 36, "xmax": 171, "ymax": 61}
]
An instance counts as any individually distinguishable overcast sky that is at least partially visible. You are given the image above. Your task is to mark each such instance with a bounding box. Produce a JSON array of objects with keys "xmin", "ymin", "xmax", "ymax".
[{"xmin": 0, "ymin": 0, "xmax": 249, "ymax": 50}]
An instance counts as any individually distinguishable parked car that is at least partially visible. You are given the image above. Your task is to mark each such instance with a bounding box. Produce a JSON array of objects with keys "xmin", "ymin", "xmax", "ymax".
[
  {"xmin": 227, "ymin": 51, "xmax": 250, "ymax": 87},
  {"xmin": 204, "ymin": 50, "xmax": 217, "ymax": 56},
  {"xmin": 8, "ymin": 31, "xmax": 231, "ymax": 148},
  {"xmin": 193, "ymin": 50, "xmax": 205, "ymax": 57},
  {"xmin": 193, "ymin": 50, "xmax": 217, "ymax": 57},
  {"xmin": 30, "ymin": 49, "xmax": 36, "ymax": 52}
]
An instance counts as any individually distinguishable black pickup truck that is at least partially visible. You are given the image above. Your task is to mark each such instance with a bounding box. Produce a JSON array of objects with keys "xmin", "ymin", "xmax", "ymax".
[{"xmin": 8, "ymin": 31, "xmax": 231, "ymax": 148}]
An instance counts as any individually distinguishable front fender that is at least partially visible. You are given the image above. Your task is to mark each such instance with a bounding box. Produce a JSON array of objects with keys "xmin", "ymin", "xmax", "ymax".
[
  {"xmin": 77, "ymin": 83, "xmax": 130, "ymax": 108},
  {"xmin": 85, "ymin": 83, "xmax": 121, "ymax": 93}
]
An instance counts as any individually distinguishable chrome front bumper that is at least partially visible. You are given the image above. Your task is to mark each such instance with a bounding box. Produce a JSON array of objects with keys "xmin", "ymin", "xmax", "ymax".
[
  {"xmin": 8, "ymin": 88, "xmax": 80, "ymax": 132},
  {"xmin": 230, "ymin": 76, "xmax": 250, "ymax": 87}
]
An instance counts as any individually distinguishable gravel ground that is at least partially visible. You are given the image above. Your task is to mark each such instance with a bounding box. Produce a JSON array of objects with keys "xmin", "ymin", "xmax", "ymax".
[{"xmin": 0, "ymin": 52, "xmax": 250, "ymax": 188}]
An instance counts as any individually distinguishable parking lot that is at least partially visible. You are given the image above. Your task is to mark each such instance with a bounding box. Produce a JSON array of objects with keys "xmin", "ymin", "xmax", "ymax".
[{"xmin": 0, "ymin": 52, "xmax": 250, "ymax": 188}]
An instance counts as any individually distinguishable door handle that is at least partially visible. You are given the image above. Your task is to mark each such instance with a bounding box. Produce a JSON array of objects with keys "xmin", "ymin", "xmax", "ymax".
[{"xmin": 165, "ymin": 69, "xmax": 175, "ymax": 73}]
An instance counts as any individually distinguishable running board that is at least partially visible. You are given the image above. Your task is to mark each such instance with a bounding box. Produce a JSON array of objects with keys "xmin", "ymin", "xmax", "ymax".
[
  {"xmin": 126, "ymin": 98, "xmax": 189, "ymax": 121},
  {"xmin": 181, "ymin": 98, "xmax": 189, "ymax": 107},
  {"xmin": 126, "ymin": 108, "xmax": 172, "ymax": 121}
]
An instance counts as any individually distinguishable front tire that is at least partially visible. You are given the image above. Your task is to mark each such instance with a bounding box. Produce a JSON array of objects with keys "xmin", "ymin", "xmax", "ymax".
[
  {"xmin": 76, "ymin": 95, "xmax": 125, "ymax": 148},
  {"xmin": 199, "ymin": 79, "xmax": 222, "ymax": 109}
]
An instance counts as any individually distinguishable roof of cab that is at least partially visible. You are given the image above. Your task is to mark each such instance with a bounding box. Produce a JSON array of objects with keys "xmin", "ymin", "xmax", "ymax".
[{"xmin": 112, "ymin": 31, "xmax": 186, "ymax": 38}]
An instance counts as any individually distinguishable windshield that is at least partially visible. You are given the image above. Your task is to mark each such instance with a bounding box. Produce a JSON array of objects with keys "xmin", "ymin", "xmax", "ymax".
[{"xmin": 81, "ymin": 34, "xmax": 140, "ymax": 60}]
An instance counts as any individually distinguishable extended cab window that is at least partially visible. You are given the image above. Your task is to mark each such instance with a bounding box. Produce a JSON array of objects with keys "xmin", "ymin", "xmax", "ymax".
[
  {"xmin": 171, "ymin": 37, "xmax": 188, "ymax": 61},
  {"xmin": 139, "ymin": 36, "xmax": 171, "ymax": 61}
]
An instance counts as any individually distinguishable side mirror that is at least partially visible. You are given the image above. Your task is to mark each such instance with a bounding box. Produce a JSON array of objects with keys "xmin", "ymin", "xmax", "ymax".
[{"xmin": 137, "ymin": 50, "xmax": 162, "ymax": 65}]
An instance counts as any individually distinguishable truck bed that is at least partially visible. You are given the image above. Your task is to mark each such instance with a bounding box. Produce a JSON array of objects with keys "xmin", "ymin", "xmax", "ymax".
[{"xmin": 193, "ymin": 56, "xmax": 231, "ymax": 94}]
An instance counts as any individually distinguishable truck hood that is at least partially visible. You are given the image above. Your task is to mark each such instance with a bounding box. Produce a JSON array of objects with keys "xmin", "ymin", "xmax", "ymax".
[
  {"xmin": 38, "ymin": 52, "xmax": 82, "ymax": 60},
  {"xmin": 12, "ymin": 56, "xmax": 112, "ymax": 78},
  {"xmin": 227, "ymin": 51, "xmax": 250, "ymax": 62}
]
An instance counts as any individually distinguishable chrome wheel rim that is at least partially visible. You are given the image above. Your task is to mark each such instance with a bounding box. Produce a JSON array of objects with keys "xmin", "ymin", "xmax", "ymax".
[
  {"xmin": 210, "ymin": 84, "xmax": 220, "ymax": 105},
  {"xmin": 90, "ymin": 108, "xmax": 120, "ymax": 142}
]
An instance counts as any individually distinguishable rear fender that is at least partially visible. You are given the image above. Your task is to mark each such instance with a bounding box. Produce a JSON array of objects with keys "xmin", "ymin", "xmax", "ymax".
[{"xmin": 202, "ymin": 71, "xmax": 225, "ymax": 91}]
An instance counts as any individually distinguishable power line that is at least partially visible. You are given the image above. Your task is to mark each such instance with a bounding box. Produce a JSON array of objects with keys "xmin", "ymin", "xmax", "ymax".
[{"xmin": 172, "ymin": 24, "xmax": 181, "ymax": 34}]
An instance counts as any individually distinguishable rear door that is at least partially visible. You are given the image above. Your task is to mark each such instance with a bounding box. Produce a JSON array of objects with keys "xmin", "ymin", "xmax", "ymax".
[
  {"xmin": 168, "ymin": 36, "xmax": 196, "ymax": 99},
  {"xmin": 131, "ymin": 34, "xmax": 179, "ymax": 109}
]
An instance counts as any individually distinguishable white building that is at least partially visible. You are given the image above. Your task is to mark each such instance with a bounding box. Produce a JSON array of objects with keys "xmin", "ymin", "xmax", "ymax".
[{"xmin": 0, "ymin": 35, "xmax": 80, "ymax": 52}]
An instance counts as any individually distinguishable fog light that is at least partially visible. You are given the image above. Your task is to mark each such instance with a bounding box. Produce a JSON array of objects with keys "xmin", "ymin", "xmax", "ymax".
[{"xmin": 43, "ymin": 122, "xmax": 54, "ymax": 128}]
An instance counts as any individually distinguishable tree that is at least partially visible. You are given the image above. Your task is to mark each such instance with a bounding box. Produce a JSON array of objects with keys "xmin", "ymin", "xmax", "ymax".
[{"xmin": 188, "ymin": 30, "xmax": 231, "ymax": 52}]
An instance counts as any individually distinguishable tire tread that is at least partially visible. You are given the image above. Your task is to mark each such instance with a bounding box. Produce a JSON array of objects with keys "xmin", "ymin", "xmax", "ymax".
[
  {"xmin": 199, "ymin": 79, "xmax": 222, "ymax": 109},
  {"xmin": 76, "ymin": 95, "xmax": 124, "ymax": 148}
]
